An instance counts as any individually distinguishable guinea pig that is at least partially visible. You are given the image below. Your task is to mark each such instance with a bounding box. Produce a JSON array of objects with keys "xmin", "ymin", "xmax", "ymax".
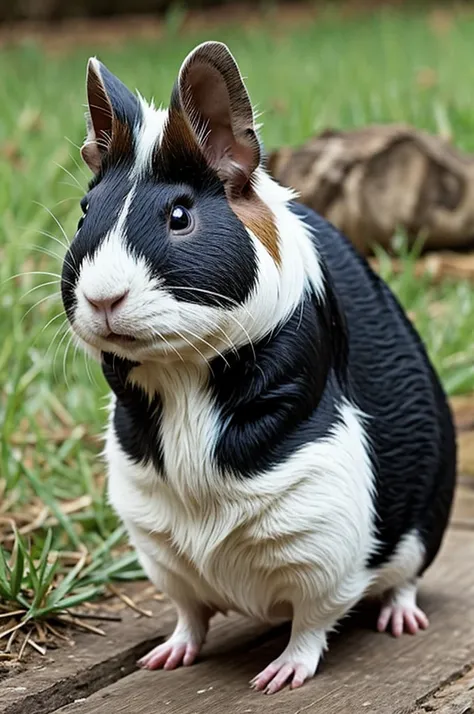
[{"xmin": 61, "ymin": 41, "xmax": 456, "ymax": 694}]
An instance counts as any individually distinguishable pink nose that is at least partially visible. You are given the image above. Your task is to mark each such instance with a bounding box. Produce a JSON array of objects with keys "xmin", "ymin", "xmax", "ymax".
[{"xmin": 85, "ymin": 291, "xmax": 128, "ymax": 314}]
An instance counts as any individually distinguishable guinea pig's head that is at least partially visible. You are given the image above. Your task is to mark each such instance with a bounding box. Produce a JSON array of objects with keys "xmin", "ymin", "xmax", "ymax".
[{"xmin": 61, "ymin": 41, "xmax": 284, "ymax": 365}]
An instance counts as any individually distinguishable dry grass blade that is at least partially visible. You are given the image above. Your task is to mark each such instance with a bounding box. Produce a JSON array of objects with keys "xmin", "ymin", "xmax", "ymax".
[
  {"xmin": 47, "ymin": 393, "xmax": 74, "ymax": 427},
  {"xmin": 57, "ymin": 614, "xmax": 106, "ymax": 636},
  {"xmin": 69, "ymin": 611, "xmax": 122, "ymax": 622},
  {"xmin": 6, "ymin": 628, "xmax": 19, "ymax": 653},
  {"xmin": 0, "ymin": 620, "xmax": 28, "ymax": 641},
  {"xmin": 0, "ymin": 610, "xmax": 26, "ymax": 619},
  {"xmin": 17, "ymin": 629, "xmax": 31, "ymax": 661},
  {"xmin": 18, "ymin": 506, "xmax": 49, "ymax": 536},
  {"xmin": 44, "ymin": 621, "xmax": 74, "ymax": 643},
  {"xmin": 35, "ymin": 621, "xmax": 47, "ymax": 643},
  {"xmin": 107, "ymin": 583, "xmax": 152, "ymax": 617},
  {"xmin": 26, "ymin": 636, "xmax": 46, "ymax": 655}
]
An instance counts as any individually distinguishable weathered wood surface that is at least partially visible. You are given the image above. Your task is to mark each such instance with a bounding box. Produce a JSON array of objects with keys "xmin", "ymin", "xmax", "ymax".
[
  {"xmin": 452, "ymin": 485, "xmax": 474, "ymax": 530},
  {"xmin": 0, "ymin": 598, "xmax": 176, "ymax": 714},
  {"xmin": 53, "ymin": 527, "xmax": 474, "ymax": 714}
]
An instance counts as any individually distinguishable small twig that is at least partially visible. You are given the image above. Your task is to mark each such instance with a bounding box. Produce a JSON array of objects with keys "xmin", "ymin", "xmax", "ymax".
[
  {"xmin": 26, "ymin": 636, "xmax": 46, "ymax": 656},
  {"xmin": 17, "ymin": 630, "xmax": 31, "ymax": 661},
  {"xmin": 57, "ymin": 615, "xmax": 105, "ymax": 636},
  {"xmin": 0, "ymin": 610, "xmax": 26, "ymax": 619},
  {"xmin": 6, "ymin": 628, "xmax": 18, "ymax": 653},
  {"xmin": 0, "ymin": 652, "xmax": 15, "ymax": 660},
  {"xmin": 107, "ymin": 584, "xmax": 152, "ymax": 618},
  {"xmin": 35, "ymin": 621, "xmax": 47, "ymax": 644},
  {"xmin": 153, "ymin": 593, "xmax": 167, "ymax": 601},
  {"xmin": 19, "ymin": 506, "xmax": 49, "ymax": 536},
  {"xmin": 69, "ymin": 611, "xmax": 122, "ymax": 623},
  {"xmin": 0, "ymin": 620, "xmax": 28, "ymax": 641},
  {"xmin": 47, "ymin": 394, "xmax": 74, "ymax": 427},
  {"xmin": 44, "ymin": 621, "xmax": 73, "ymax": 644}
]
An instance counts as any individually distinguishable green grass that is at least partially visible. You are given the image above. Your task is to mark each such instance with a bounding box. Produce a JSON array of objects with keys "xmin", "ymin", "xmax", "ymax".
[{"xmin": 1, "ymin": 5, "xmax": 474, "ymax": 639}]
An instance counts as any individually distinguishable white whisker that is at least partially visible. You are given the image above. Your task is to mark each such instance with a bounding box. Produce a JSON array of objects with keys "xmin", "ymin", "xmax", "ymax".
[
  {"xmin": 41, "ymin": 311, "xmax": 67, "ymax": 334},
  {"xmin": 46, "ymin": 320, "xmax": 69, "ymax": 360},
  {"xmin": 23, "ymin": 244, "xmax": 79, "ymax": 279},
  {"xmin": 181, "ymin": 327, "xmax": 230, "ymax": 368},
  {"xmin": 67, "ymin": 147, "xmax": 91, "ymax": 183},
  {"xmin": 33, "ymin": 202, "xmax": 71, "ymax": 246},
  {"xmin": 199, "ymin": 317, "xmax": 239, "ymax": 357},
  {"xmin": 53, "ymin": 324, "xmax": 72, "ymax": 383},
  {"xmin": 29, "ymin": 228, "xmax": 70, "ymax": 254},
  {"xmin": 21, "ymin": 292, "xmax": 61, "ymax": 323},
  {"xmin": 84, "ymin": 351, "xmax": 97, "ymax": 387},
  {"xmin": 54, "ymin": 162, "xmax": 86, "ymax": 192},
  {"xmin": 62, "ymin": 333, "xmax": 74, "ymax": 389},
  {"xmin": 21, "ymin": 280, "xmax": 61, "ymax": 299},
  {"xmin": 165, "ymin": 285, "xmax": 255, "ymax": 319},
  {"xmin": 172, "ymin": 328, "xmax": 212, "ymax": 371}
]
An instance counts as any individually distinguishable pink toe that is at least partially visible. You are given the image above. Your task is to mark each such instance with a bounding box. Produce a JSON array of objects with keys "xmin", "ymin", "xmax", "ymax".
[
  {"xmin": 403, "ymin": 612, "xmax": 419, "ymax": 635},
  {"xmin": 415, "ymin": 609, "xmax": 429, "ymax": 629},
  {"xmin": 391, "ymin": 609, "xmax": 404, "ymax": 637},
  {"xmin": 183, "ymin": 644, "xmax": 199, "ymax": 667},
  {"xmin": 251, "ymin": 665, "xmax": 279, "ymax": 691},
  {"xmin": 377, "ymin": 606, "xmax": 392, "ymax": 632},
  {"xmin": 164, "ymin": 645, "xmax": 187, "ymax": 670},
  {"xmin": 265, "ymin": 664, "xmax": 294, "ymax": 694},
  {"xmin": 290, "ymin": 665, "xmax": 309, "ymax": 689}
]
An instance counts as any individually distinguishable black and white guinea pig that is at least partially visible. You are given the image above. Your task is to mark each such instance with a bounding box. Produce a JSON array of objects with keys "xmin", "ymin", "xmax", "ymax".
[{"xmin": 61, "ymin": 41, "xmax": 456, "ymax": 694}]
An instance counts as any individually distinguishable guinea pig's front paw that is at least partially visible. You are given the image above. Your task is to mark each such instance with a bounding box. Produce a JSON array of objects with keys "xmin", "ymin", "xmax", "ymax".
[
  {"xmin": 138, "ymin": 636, "xmax": 202, "ymax": 671},
  {"xmin": 250, "ymin": 655, "xmax": 319, "ymax": 695}
]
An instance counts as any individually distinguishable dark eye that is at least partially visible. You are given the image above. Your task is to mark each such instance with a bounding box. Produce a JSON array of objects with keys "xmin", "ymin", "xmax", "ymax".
[
  {"xmin": 169, "ymin": 205, "xmax": 194, "ymax": 235},
  {"xmin": 77, "ymin": 201, "xmax": 88, "ymax": 231}
]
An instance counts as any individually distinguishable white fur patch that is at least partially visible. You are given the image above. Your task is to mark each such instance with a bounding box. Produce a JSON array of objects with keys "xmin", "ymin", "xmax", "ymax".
[
  {"xmin": 132, "ymin": 96, "xmax": 168, "ymax": 178},
  {"xmin": 368, "ymin": 531, "xmax": 426, "ymax": 598},
  {"xmin": 107, "ymin": 384, "xmax": 377, "ymax": 629}
]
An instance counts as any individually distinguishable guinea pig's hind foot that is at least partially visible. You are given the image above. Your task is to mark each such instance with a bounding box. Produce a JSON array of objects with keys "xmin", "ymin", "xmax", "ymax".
[{"xmin": 377, "ymin": 581, "xmax": 429, "ymax": 638}]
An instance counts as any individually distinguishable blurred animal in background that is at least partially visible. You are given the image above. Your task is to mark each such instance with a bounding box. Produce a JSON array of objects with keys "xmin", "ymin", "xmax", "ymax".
[{"xmin": 267, "ymin": 125, "xmax": 474, "ymax": 256}]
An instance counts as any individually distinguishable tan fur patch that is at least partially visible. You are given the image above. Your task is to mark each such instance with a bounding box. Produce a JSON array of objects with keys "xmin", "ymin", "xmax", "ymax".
[{"xmin": 230, "ymin": 192, "xmax": 280, "ymax": 265}]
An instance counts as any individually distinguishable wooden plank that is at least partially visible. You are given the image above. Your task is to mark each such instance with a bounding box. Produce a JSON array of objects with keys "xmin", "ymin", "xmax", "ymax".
[
  {"xmin": 0, "ymin": 597, "xmax": 177, "ymax": 714},
  {"xmin": 451, "ymin": 485, "xmax": 474, "ymax": 530},
  {"xmin": 53, "ymin": 529, "xmax": 474, "ymax": 714},
  {"xmin": 409, "ymin": 663, "xmax": 474, "ymax": 713}
]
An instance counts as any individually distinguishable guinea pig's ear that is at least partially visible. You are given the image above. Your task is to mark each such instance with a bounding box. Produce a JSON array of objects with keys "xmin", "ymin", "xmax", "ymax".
[
  {"xmin": 170, "ymin": 41, "xmax": 261, "ymax": 196},
  {"xmin": 81, "ymin": 58, "xmax": 141, "ymax": 173}
]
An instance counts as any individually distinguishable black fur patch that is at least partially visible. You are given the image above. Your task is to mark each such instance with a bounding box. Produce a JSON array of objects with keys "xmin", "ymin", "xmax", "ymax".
[
  {"xmin": 289, "ymin": 203, "xmax": 456, "ymax": 572},
  {"xmin": 124, "ymin": 179, "xmax": 258, "ymax": 308},
  {"xmin": 102, "ymin": 353, "xmax": 164, "ymax": 473},
  {"xmin": 210, "ymin": 285, "xmax": 348, "ymax": 474}
]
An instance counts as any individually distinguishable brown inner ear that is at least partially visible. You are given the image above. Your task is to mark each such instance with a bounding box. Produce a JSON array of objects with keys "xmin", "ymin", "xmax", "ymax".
[
  {"xmin": 183, "ymin": 62, "xmax": 259, "ymax": 193},
  {"xmin": 87, "ymin": 72, "xmax": 113, "ymax": 151}
]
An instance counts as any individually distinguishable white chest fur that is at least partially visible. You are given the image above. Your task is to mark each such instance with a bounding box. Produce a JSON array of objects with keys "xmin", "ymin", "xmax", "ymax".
[{"xmin": 105, "ymin": 362, "xmax": 383, "ymax": 621}]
